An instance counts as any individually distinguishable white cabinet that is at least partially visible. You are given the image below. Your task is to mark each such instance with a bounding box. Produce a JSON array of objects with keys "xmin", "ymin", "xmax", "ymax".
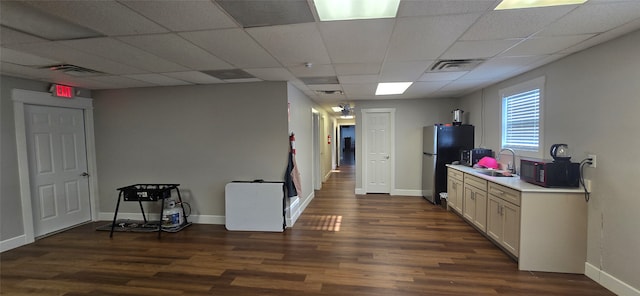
[
  {"xmin": 447, "ymin": 168, "xmax": 464, "ymax": 214},
  {"xmin": 462, "ymin": 174, "xmax": 488, "ymax": 232},
  {"xmin": 487, "ymin": 183, "xmax": 521, "ymax": 257}
]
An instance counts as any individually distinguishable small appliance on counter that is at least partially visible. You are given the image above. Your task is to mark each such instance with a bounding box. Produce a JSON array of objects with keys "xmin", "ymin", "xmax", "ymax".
[
  {"xmin": 519, "ymin": 144, "xmax": 579, "ymax": 188},
  {"xmin": 461, "ymin": 148, "xmax": 493, "ymax": 167}
]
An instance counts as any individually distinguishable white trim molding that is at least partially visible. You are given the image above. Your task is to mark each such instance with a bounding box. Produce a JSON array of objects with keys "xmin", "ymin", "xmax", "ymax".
[
  {"xmin": 585, "ymin": 262, "xmax": 640, "ymax": 296},
  {"xmin": 12, "ymin": 89, "xmax": 98, "ymax": 249},
  {"xmin": 1, "ymin": 235, "xmax": 28, "ymax": 253}
]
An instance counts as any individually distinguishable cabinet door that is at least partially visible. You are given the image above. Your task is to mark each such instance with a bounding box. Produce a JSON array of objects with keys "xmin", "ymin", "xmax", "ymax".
[
  {"xmin": 463, "ymin": 184, "xmax": 475, "ymax": 222},
  {"xmin": 453, "ymin": 179, "xmax": 464, "ymax": 213},
  {"xmin": 473, "ymin": 189, "xmax": 487, "ymax": 232},
  {"xmin": 447, "ymin": 177, "xmax": 456, "ymax": 210},
  {"xmin": 486, "ymin": 195, "xmax": 502, "ymax": 242},
  {"xmin": 502, "ymin": 202, "xmax": 521, "ymax": 256}
]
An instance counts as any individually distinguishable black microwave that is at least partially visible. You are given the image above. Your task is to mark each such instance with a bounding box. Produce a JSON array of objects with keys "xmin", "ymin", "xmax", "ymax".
[{"xmin": 520, "ymin": 159, "xmax": 580, "ymax": 188}]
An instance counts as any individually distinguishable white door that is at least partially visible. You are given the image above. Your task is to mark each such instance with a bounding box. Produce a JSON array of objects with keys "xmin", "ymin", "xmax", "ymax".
[
  {"xmin": 364, "ymin": 111, "xmax": 391, "ymax": 193},
  {"xmin": 25, "ymin": 105, "xmax": 91, "ymax": 237}
]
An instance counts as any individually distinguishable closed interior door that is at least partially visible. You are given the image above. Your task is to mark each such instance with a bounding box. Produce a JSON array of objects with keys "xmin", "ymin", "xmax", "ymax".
[
  {"xmin": 365, "ymin": 112, "xmax": 391, "ymax": 193},
  {"xmin": 25, "ymin": 105, "xmax": 91, "ymax": 237}
]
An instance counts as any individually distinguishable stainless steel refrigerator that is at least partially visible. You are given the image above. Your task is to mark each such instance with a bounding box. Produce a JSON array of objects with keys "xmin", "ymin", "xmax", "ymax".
[{"xmin": 422, "ymin": 125, "xmax": 474, "ymax": 204}]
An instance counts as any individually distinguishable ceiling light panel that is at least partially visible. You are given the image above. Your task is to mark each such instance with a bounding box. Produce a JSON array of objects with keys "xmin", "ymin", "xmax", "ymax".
[
  {"xmin": 375, "ymin": 82, "xmax": 413, "ymax": 95},
  {"xmin": 314, "ymin": 0, "xmax": 400, "ymax": 21},
  {"xmin": 202, "ymin": 69, "xmax": 256, "ymax": 80},
  {"xmin": 397, "ymin": 0, "xmax": 496, "ymax": 17},
  {"xmin": 495, "ymin": 0, "xmax": 587, "ymax": 10},
  {"xmin": 216, "ymin": 0, "xmax": 314, "ymax": 28}
]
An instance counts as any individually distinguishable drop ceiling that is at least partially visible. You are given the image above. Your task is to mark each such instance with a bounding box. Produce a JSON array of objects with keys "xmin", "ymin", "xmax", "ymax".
[{"xmin": 1, "ymin": 0, "xmax": 640, "ymax": 112}]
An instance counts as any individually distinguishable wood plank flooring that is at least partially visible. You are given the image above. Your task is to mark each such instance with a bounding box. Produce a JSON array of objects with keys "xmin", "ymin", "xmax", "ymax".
[{"xmin": 1, "ymin": 165, "xmax": 614, "ymax": 295}]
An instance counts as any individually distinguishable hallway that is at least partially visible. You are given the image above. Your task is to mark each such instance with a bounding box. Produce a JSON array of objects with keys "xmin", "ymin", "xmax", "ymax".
[{"xmin": 0, "ymin": 165, "xmax": 614, "ymax": 295}]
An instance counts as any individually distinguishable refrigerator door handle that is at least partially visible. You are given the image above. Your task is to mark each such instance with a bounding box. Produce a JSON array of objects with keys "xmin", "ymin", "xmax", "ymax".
[{"xmin": 423, "ymin": 152, "xmax": 435, "ymax": 156}]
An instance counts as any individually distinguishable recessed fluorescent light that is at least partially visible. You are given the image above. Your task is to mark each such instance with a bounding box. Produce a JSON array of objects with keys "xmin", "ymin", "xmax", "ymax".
[
  {"xmin": 494, "ymin": 0, "xmax": 587, "ymax": 10},
  {"xmin": 375, "ymin": 82, "xmax": 412, "ymax": 95},
  {"xmin": 332, "ymin": 106, "xmax": 343, "ymax": 112},
  {"xmin": 314, "ymin": 0, "xmax": 400, "ymax": 21}
]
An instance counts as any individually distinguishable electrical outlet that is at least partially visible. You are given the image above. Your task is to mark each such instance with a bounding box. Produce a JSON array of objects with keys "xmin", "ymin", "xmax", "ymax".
[
  {"xmin": 584, "ymin": 179, "xmax": 592, "ymax": 193},
  {"xmin": 587, "ymin": 154, "xmax": 597, "ymax": 168}
]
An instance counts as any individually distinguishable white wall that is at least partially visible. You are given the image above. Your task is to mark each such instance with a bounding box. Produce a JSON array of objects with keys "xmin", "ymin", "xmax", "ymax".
[
  {"xmin": 354, "ymin": 98, "xmax": 460, "ymax": 194},
  {"xmin": 92, "ymin": 82, "xmax": 289, "ymax": 221},
  {"xmin": 460, "ymin": 29, "xmax": 640, "ymax": 293}
]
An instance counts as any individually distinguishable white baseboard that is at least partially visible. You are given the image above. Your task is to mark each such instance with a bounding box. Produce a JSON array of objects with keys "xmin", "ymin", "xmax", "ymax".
[
  {"xmin": 1, "ymin": 235, "xmax": 28, "ymax": 252},
  {"xmin": 391, "ymin": 189, "xmax": 422, "ymax": 196},
  {"xmin": 323, "ymin": 170, "xmax": 332, "ymax": 182},
  {"xmin": 286, "ymin": 196, "xmax": 301, "ymax": 227},
  {"xmin": 585, "ymin": 262, "xmax": 640, "ymax": 296},
  {"xmin": 98, "ymin": 212, "xmax": 225, "ymax": 225},
  {"xmin": 354, "ymin": 188, "xmax": 422, "ymax": 196}
]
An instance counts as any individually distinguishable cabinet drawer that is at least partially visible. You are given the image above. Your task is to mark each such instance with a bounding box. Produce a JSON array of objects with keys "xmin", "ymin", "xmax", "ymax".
[
  {"xmin": 448, "ymin": 168, "xmax": 464, "ymax": 181},
  {"xmin": 464, "ymin": 174, "xmax": 487, "ymax": 191},
  {"xmin": 488, "ymin": 183, "xmax": 521, "ymax": 206}
]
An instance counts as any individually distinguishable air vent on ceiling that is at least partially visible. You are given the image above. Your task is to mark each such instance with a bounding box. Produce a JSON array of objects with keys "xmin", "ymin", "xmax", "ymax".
[
  {"xmin": 42, "ymin": 64, "xmax": 104, "ymax": 76},
  {"xmin": 202, "ymin": 69, "xmax": 255, "ymax": 80},
  {"xmin": 315, "ymin": 90, "xmax": 344, "ymax": 95},
  {"xmin": 428, "ymin": 59, "xmax": 484, "ymax": 72}
]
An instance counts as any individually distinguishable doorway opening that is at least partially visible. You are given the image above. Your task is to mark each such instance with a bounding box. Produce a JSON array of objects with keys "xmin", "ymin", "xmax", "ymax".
[{"xmin": 339, "ymin": 125, "xmax": 355, "ymax": 166}]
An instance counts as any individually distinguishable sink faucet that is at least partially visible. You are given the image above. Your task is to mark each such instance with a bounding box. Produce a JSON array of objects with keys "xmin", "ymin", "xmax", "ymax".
[{"xmin": 498, "ymin": 148, "xmax": 517, "ymax": 174}]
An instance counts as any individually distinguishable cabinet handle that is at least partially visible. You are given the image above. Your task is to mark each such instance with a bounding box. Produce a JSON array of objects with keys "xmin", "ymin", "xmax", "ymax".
[
  {"xmin": 496, "ymin": 190, "xmax": 505, "ymax": 196},
  {"xmin": 499, "ymin": 205, "xmax": 503, "ymax": 215}
]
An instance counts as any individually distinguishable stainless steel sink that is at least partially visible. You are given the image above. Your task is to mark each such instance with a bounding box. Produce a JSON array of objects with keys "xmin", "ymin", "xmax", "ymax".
[{"xmin": 473, "ymin": 169, "xmax": 514, "ymax": 177}]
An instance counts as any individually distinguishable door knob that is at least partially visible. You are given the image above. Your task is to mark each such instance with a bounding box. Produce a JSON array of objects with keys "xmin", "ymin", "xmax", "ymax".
[
  {"xmin": 385, "ymin": 156, "xmax": 390, "ymax": 159},
  {"xmin": 80, "ymin": 172, "xmax": 90, "ymax": 177}
]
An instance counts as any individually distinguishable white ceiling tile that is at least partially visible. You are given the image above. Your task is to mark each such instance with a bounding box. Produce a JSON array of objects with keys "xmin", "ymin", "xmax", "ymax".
[
  {"xmin": 120, "ymin": 0, "xmax": 238, "ymax": 32},
  {"xmin": 118, "ymin": 34, "xmax": 232, "ymax": 70},
  {"xmin": 180, "ymin": 28, "xmax": 281, "ymax": 69},
  {"xmin": 87, "ymin": 75, "xmax": 156, "ymax": 88},
  {"xmin": 124, "ymin": 74, "xmax": 192, "ymax": 86},
  {"xmin": 379, "ymin": 61, "xmax": 432, "ymax": 82},
  {"xmin": 397, "ymin": 0, "xmax": 496, "ymax": 17},
  {"xmin": 386, "ymin": 14, "xmax": 481, "ymax": 62},
  {"xmin": 23, "ymin": 1, "xmax": 168, "ymax": 36},
  {"xmin": 402, "ymin": 81, "xmax": 449, "ymax": 98},
  {"xmin": 288, "ymin": 64, "xmax": 335, "ymax": 77},
  {"xmin": 462, "ymin": 56, "xmax": 545, "ymax": 80},
  {"xmin": 342, "ymin": 83, "xmax": 377, "ymax": 97},
  {"xmin": 559, "ymin": 18, "xmax": 640, "ymax": 54},
  {"xmin": 419, "ymin": 71, "xmax": 468, "ymax": 82},
  {"xmin": 441, "ymin": 39, "xmax": 523, "ymax": 59},
  {"xmin": 0, "ymin": 47, "xmax": 60, "ymax": 66},
  {"xmin": 58, "ymin": 38, "xmax": 188, "ymax": 73},
  {"xmin": 333, "ymin": 63, "xmax": 381, "ymax": 75},
  {"xmin": 244, "ymin": 68, "xmax": 297, "ymax": 81},
  {"xmin": 338, "ymin": 75, "xmax": 379, "ymax": 84},
  {"xmin": 247, "ymin": 23, "xmax": 331, "ymax": 66},
  {"xmin": 0, "ymin": 61, "xmax": 55, "ymax": 80},
  {"xmin": 501, "ymin": 34, "xmax": 595, "ymax": 56},
  {"xmin": 319, "ymin": 19, "xmax": 395, "ymax": 64},
  {"xmin": 5, "ymin": 42, "xmax": 145, "ymax": 74},
  {"xmin": 163, "ymin": 71, "xmax": 224, "ymax": 84},
  {"xmin": 538, "ymin": 2, "xmax": 640, "ymax": 36},
  {"xmin": 461, "ymin": 6, "xmax": 576, "ymax": 40},
  {"xmin": 0, "ymin": 26, "xmax": 47, "ymax": 45}
]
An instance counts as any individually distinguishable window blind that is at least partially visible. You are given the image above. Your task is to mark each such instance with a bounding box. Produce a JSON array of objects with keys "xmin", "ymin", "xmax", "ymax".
[{"xmin": 503, "ymin": 89, "xmax": 540, "ymax": 151}]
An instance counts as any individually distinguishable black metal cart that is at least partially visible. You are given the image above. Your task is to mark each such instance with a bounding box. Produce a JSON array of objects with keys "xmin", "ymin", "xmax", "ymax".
[{"xmin": 110, "ymin": 184, "xmax": 189, "ymax": 238}]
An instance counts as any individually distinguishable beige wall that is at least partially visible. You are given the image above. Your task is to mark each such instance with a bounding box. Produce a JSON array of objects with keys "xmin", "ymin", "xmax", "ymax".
[
  {"xmin": 460, "ymin": 29, "xmax": 640, "ymax": 291},
  {"xmin": 92, "ymin": 82, "xmax": 289, "ymax": 218},
  {"xmin": 354, "ymin": 98, "xmax": 460, "ymax": 193}
]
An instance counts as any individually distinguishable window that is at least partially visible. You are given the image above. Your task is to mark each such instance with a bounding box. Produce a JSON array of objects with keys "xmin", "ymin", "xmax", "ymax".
[{"xmin": 500, "ymin": 77, "xmax": 545, "ymax": 157}]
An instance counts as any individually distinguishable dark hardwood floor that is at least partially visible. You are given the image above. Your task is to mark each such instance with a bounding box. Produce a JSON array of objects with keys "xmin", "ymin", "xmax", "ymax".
[{"xmin": 1, "ymin": 165, "xmax": 614, "ymax": 295}]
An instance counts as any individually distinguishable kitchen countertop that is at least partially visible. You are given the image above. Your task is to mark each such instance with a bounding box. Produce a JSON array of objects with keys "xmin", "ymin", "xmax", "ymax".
[{"xmin": 446, "ymin": 164, "xmax": 585, "ymax": 193}]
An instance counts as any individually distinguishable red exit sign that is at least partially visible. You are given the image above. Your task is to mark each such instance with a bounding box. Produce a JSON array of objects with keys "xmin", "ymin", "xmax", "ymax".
[{"xmin": 51, "ymin": 84, "xmax": 74, "ymax": 98}]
